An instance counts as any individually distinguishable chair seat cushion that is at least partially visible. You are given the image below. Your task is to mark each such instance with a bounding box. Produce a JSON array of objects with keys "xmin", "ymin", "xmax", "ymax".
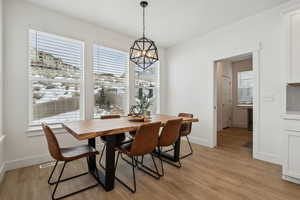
[
  {"xmin": 121, "ymin": 137, "xmax": 134, "ymax": 144},
  {"xmin": 116, "ymin": 143, "xmax": 132, "ymax": 155},
  {"xmin": 61, "ymin": 145, "xmax": 99, "ymax": 161}
]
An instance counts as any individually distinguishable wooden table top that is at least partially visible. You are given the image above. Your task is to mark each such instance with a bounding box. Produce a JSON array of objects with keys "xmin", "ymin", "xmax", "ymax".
[{"xmin": 62, "ymin": 114, "xmax": 199, "ymax": 140}]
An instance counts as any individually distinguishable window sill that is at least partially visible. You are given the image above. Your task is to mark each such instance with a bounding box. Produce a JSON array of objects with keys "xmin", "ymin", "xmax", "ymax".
[
  {"xmin": 27, "ymin": 124, "xmax": 67, "ymax": 137},
  {"xmin": 236, "ymin": 104, "xmax": 253, "ymax": 107}
]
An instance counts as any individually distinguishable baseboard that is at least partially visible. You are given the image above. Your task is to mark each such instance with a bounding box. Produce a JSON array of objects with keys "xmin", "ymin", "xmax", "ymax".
[
  {"xmin": 187, "ymin": 136, "xmax": 212, "ymax": 147},
  {"xmin": 253, "ymin": 152, "xmax": 281, "ymax": 165},
  {"xmin": 0, "ymin": 163, "xmax": 5, "ymax": 183},
  {"xmin": 231, "ymin": 124, "xmax": 248, "ymax": 129},
  {"xmin": 5, "ymin": 154, "xmax": 52, "ymax": 171},
  {"xmin": 4, "ymin": 141, "xmax": 104, "ymax": 172},
  {"xmin": 0, "ymin": 135, "xmax": 6, "ymax": 184},
  {"xmin": 282, "ymin": 175, "xmax": 300, "ymax": 184}
]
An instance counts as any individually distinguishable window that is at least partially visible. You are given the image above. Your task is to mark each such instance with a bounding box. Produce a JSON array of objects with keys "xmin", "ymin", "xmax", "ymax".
[
  {"xmin": 93, "ymin": 45, "xmax": 129, "ymax": 117},
  {"xmin": 29, "ymin": 30, "xmax": 84, "ymax": 125},
  {"xmin": 237, "ymin": 70, "xmax": 253, "ymax": 104},
  {"xmin": 135, "ymin": 62, "xmax": 160, "ymax": 114}
]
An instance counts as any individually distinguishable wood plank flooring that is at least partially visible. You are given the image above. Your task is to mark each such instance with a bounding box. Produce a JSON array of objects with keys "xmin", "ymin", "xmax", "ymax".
[
  {"xmin": 217, "ymin": 127, "xmax": 253, "ymax": 155},
  {"xmin": 1, "ymin": 132, "xmax": 300, "ymax": 200}
]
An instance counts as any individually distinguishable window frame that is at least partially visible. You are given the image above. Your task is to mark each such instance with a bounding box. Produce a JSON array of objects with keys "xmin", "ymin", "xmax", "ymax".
[
  {"xmin": 134, "ymin": 61, "xmax": 160, "ymax": 114},
  {"xmin": 27, "ymin": 30, "xmax": 161, "ymax": 131},
  {"xmin": 92, "ymin": 44, "xmax": 130, "ymax": 118},
  {"xmin": 28, "ymin": 29, "xmax": 85, "ymax": 127},
  {"xmin": 237, "ymin": 69, "xmax": 253, "ymax": 105}
]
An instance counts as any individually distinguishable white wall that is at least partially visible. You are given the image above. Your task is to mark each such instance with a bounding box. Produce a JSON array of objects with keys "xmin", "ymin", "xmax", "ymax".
[
  {"xmin": 3, "ymin": 0, "xmax": 166, "ymax": 170},
  {"xmin": 232, "ymin": 59, "xmax": 253, "ymax": 128},
  {"xmin": 0, "ymin": 0, "xmax": 5, "ymax": 182},
  {"xmin": 165, "ymin": 2, "xmax": 298, "ymax": 164}
]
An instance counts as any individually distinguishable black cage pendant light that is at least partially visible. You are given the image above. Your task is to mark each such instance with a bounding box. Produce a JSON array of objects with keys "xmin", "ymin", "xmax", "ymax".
[{"xmin": 130, "ymin": 1, "xmax": 159, "ymax": 71}]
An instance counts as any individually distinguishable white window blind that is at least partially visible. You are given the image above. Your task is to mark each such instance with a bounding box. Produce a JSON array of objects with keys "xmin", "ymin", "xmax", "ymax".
[
  {"xmin": 238, "ymin": 70, "xmax": 253, "ymax": 104},
  {"xmin": 135, "ymin": 62, "xmax": 160, "ymax": 114},
  {"xmin": 29, "ymin": 30, "xmax": 84, "ymax": 125},
  {"xmin": 93, "ymin": 45, "xmax": 129, "ymax": 117}
]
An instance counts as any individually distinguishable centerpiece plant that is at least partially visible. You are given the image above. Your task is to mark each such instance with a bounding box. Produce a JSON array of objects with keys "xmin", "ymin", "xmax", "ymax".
[{"xmin": 130, "ymin": 88, "xmax": 153, "ymax": 116}]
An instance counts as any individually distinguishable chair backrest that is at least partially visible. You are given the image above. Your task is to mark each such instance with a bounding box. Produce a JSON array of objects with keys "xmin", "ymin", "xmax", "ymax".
[
  {"xmin": 129, "ymin": 122, "xmax": 161, "ymax": 156},
  {"xmin": 42, "ymin": 123, "xmax": 64, "ymax": 161},
  {"xmin": 178, "ymin": 113, "xmax": 193, "ymax": 136},
  {"xmin": 158, "ymin": 118, "xmax": 183, "ymax": 147},
  {"xmin": 100, "ymin": 114, "xmax": 121, "ymax": 119}
]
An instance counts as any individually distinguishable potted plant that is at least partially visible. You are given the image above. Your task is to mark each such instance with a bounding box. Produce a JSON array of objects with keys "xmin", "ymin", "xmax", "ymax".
[{"xmin": 130, "ymin": 88, "xmax": 153, "ymax": 116}]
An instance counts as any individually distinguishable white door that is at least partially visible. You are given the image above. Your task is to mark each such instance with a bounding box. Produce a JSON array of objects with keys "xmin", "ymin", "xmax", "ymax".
[
  {"xmin": 222, "ymin": 76, "xmax": 232, "ymax": 129},
  {"xmin": 216, "ymin": 61, "xmax": 233, "ymax": 131}
]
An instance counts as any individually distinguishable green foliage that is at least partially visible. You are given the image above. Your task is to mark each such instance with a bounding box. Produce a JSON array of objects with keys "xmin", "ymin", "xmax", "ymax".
[{"xmin": 131, "ymin": 88, "xmax": 153, "ymax": 115}]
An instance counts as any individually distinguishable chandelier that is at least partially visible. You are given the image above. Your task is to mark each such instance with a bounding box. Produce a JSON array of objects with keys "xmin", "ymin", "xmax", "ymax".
[{"xmin": 129, "ymin": 1, "xmax": 159, "ymax": 71}]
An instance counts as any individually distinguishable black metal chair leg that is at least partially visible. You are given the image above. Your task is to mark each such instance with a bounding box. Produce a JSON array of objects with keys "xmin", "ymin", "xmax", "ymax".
[
  {"xmin": 159, "ymin": 144, "xmax": 182, "ymax": 169},
  {"xmin": 48, "ymin": 160, "xmax": 89, "ymax": 186},
  {"xmin": 161, "ymin": 157, "xmax": 182, "ymax": 168},
  {"xmin": 162, "ymin": 144, "xmax": 175, "ymax": 153},
  {"xmin": 115, "ymin": 151, "xmax": 120, "ymax": 166},
  {"xmin": 121, "ymin": 153, "xmax": 137, "ymax": 167},
  {"xmin": 134, "ymin": 154, "xmax": 160, "ymax": 179},
  {"xmin": 99, "ymin": 143, "xmax": 106, "ymax": 169},
  {"xmin": 180, "ymin": 136, "xmax": 193, "ymax": 159},
  {"xmin": 48, "ymin": 161, "xmax": 58, "ymax": 185},
  {"xmin": 115, "ymin": 152, "xmax": 136, "ymax": 193},
  {"xmin": 158, "ymin": 147, "xmax": 164, "ymax": 176},
  {"xmin": 50, "ymin": 161, "xmax": 99, "ymax": 200},
  {"xmin": 52, "ymin": 161, "xmax": 67, "ymax": 200},
  {"xmin": 151, "ymin": 154, "xmax": 160, "ymax": 176},
  {"xmin": 141, "ymin": 155, "xmax": 144, "ymax": 165},
  {"xmin": 131, "ymin": 157, "xmax": 136, "ymax": 193}
]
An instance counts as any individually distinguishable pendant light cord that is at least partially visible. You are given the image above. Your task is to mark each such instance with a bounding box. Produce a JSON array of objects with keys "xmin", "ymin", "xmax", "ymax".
[{"xmin": 143, "ymin": 5, "xmax": 145, "ymax": 38}]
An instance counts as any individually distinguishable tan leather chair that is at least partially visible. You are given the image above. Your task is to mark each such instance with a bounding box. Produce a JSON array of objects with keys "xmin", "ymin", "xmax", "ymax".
[
  {"xmin": 127, "ymin": 113, "xmax": 137, "ymax": 137},
  {"xmin": 42, "ymin": 123, "xmax": 99, "ymax": 200},
  {"xmin": 178, "ymin": 113, "xmax": 194, "ymax": 159},
  {"xmin": 115, "ymin": 121, "xmax": 161, "ymax": 193},
  {"xmin": 157, "ymin": 118, "xmax": 183, "ymax": 175}
]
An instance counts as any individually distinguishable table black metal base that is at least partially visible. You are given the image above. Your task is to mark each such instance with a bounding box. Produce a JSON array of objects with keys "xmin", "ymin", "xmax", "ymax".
[{"xmin": 88, "ymin": 134, "xmax": 117, "ymax": 191}]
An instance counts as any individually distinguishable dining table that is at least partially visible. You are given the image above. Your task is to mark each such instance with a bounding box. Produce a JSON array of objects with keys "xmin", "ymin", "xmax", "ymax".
[{"xmin": 62, "ymin": 114, "xmax": 199, "ymax": 191}]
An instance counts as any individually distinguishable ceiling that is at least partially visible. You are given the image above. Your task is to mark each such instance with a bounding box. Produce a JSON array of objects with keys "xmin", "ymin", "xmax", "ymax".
[{"xmin": 24, "ymin": 0, "xmax": 289, "ymax": 47}]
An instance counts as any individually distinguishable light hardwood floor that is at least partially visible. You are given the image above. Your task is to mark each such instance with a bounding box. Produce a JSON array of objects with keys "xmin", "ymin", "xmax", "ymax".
[
  {"xmin": 1, "ymin": 135, "xmax": 300, "ymax": 200},
  {"xmin": 217, "ymin": 127, "xmax": 253, "ymax": 156}
]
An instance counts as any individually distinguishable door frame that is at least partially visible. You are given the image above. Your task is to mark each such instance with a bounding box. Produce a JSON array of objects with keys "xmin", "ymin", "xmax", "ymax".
[{"xmin": 212, "ymin": 45, "xmax": 261, "ymax": 157}]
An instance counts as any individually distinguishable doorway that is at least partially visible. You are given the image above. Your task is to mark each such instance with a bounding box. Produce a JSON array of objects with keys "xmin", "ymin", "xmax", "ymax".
[{"xmin": 214, "ymin": 53, "xmax": 254, "ymax": 156}]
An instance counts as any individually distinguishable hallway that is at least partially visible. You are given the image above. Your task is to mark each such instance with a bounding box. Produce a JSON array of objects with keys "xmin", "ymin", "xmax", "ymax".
[{"xmin": 217, "ymin": 128, "xmax": 252, "ymax": 157}]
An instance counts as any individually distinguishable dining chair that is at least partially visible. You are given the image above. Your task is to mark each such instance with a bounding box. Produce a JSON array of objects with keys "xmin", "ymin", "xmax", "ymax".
[
  {"xmin": 161, "ymin": 113, "xmax": 194, "ymax": 160},
  {"xmin": 99, "ymin": 114, "xmax": 131, "ymax": 169},
  {"xmin": 178, "ymin": 113, "xmax": 194, "ymax": 159},
  {"xmin": 157, "ymin": 118, "xmax": 183, "ymax": 175},
  {"xmin": 42, "ymin": 123, "xmax": 99, "ymax": 200},
  {"xmin": 127, "ymin": 113, "xmax": 137, "ymax": 138},
  {"xmin": 114, "ymin": 121, "xmax": 161, "ymax": 193}
]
